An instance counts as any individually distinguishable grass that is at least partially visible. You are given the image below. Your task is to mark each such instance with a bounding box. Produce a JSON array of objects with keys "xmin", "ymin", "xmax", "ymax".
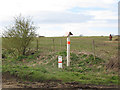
[
  {"xmin": 2, "ymin": 51, "xmax": 118, "ymax": 85},
  {"xmin": 2, "ymin": 63, "xmax": 118, "ymax": 85},
  {"xmin": 2, "ymin": 36, "xmax": 119, "ymax": 85},
  {"xmin": 29, "ymin": 36, "xmax": 118, "ymax": 61}
]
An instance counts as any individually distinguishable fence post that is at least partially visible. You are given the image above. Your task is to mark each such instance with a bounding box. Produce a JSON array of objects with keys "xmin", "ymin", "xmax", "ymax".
[
  {"xmin": 53, "ymin": 38, "xmax": 55, "ymax": 52},
  {"xmin": 93, "ymin": 40, "xmax": 96, "ymax": 61},
  {"xmin": 60, "ymin": 39, "xmax": 62, "ymax": 51},
  {"xmin": 36, "ymin": 38, "xmax": 38, "ymax": 51}
]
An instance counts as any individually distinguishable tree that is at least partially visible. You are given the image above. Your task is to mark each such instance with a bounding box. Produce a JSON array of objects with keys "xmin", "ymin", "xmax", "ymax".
[
  {"xmin": 3, "ymin": 15, "xmax": 37, "ymax": 56},
  {"xmin": 79, "ymin": 34, "xmax": 83, "ymax": 37}
]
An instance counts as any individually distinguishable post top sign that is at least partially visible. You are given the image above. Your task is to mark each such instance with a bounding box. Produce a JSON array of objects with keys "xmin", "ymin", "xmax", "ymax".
[{"xmin": 66, "ymin": 32, "xmax": 73, "ymax": 37}]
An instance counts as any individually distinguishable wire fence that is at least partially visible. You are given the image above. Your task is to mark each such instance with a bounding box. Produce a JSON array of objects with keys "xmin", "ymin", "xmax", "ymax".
[{"xmin": 31, "ymin": 37, "xmax": 118, "ymax": 61}]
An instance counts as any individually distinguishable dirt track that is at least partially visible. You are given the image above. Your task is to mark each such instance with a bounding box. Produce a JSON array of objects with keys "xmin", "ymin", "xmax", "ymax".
[{"xmin": 2, "ymin": 73, "xmax": 119, "ymax": 89}]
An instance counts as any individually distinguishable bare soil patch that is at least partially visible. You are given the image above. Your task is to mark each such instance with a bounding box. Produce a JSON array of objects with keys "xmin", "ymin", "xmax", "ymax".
[
  {"xmin": 2, "ymin": 73, "xmax": 119, "ymax": 89},
  {"xmin": 104, "ymin": 41, "xmax": 118, "ymax": 43}
]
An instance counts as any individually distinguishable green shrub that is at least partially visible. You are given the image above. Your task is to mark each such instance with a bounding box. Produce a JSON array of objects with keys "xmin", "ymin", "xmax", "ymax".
[
  {"xmin": 27, "ymin": 55, "xmax": 35, "ymax": 59},
  {"xmin": 56, "ymin": 51, "xmax": 67, "ymax": 57},
  {"xmin": 86, "ymin": 54, "xmax": 105, "ymax": 64},
  {"xmin": 111, "ymin": 76, "xmax": 118, "ymax": 80},
  {"xmin": 81, "ymin": 54, "xmax": 87, "ymax": 58},
  {"xmin": 16, "ymin": 55, "xmax": 27, "ymax": 61},
  {"xmin": 78, "ymin": 61, "xmax": 85, "ymax": 67}
]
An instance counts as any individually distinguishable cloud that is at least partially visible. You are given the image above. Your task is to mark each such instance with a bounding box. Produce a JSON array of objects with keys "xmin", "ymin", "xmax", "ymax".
[
  {"xmin": 36, "ymin": 18, "xmax": 118, "ymax": 37},
  {"xmin": 0, "ymin": 0, "xmax": 118, "ymax": 16},
  {"xmin": 0, "ymin": 0, "xmax": 118, "ymax": 36},
  {"xmin": 86, "ymin": 10, "xmax": 117, "ymax": 20},
  {"xmin": 33, "ymin": 11, "xmax": 93, "ymax": 24}
]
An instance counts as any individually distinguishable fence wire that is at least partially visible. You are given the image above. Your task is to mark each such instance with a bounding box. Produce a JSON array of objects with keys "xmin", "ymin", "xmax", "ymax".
[{"xmin": 32, "ymin": 37, "xmax": 118, "ymax": 61}]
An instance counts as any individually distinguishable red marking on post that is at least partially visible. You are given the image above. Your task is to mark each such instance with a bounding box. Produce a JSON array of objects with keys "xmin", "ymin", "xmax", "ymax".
[
  {"xmin": 58, "ymin": 61, "xmax": 62, "ymax": 63},
  {"xmin": 67, "ymin": 41, "xmax": 70, "ymax": 44}
]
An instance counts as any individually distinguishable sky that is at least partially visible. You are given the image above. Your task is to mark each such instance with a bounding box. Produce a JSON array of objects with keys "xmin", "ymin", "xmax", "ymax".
[{"xmin": 0, "ymin": 0, "xmax": 119, "ymax": 37}]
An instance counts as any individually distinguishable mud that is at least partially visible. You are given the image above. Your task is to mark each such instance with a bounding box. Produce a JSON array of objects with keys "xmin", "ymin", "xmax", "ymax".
[{"xmin": 2, "ymin": 73, "xmax": 119, "ymax": 89}]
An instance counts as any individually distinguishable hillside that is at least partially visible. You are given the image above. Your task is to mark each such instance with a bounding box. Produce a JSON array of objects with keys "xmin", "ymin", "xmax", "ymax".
[{"xmin": 2, "ymin": 36, "xmax": 119, "ymax": 89}]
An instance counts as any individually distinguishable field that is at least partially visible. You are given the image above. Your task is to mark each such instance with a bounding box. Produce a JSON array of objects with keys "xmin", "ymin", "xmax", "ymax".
[{"xmin": 2, "ymin": 36, "xmax": 119, "ymax": 89}]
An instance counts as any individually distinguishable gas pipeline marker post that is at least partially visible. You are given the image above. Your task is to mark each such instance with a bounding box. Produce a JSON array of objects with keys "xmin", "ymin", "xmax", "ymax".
[
  {"xmin": 58, "ymin": 32, "xmax": 73, "ymax": 68},
  {"xmin": 67, "ymin": 36, "xmax": 70, "ymax": 66},
  {"xmin": 58, "ymin": 56, "xmax": 62, "ymax": 68},
  {"xmin": 67, "ymin": 32, "xmax": 73, "ymax": 67}
]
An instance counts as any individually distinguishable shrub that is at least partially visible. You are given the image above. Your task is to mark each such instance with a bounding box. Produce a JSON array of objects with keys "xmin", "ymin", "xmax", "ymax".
[
  {"xmin": 16, "ymin": 55, "xmax": 27, "ymax": 61},
  {"xmin": 3, "ymin": 15, "xmax": 37, "ymax": 56},
  {"xmin": 56, "ymin": 51, "xmax": 67, "ymax": 57}
]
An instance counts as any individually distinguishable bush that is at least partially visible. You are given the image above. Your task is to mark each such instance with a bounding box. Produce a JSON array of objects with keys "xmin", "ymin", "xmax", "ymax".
[
  {"xmin": 87, "ymin": 54, "xmax": 104, "ymax": 64},
  {"xmin": 16, "ymin": 55, "xmax": 27, "ymax": 61},
  {"xmin": 27, "ymin": 55, "xmax": 35, "ymax": 59},
  {"xmin": 56, "ymin": 51, "xmax": 67, "ymax": 57},
  {"xmin": 3, "ymin": 15, "xmax": 37, "ymax": 56}
]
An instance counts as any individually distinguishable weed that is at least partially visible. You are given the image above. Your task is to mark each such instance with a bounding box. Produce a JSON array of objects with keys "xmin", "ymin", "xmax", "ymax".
[
  {"xmin": 27, "ymin": 55, "xmax": 35, "ymax": 59},
  {"xmin": 81, "ymin": 54, "xmax": 87, "ymax": 58},
  {"xmin": 56, "ymin": 51, "xmax": 67, "ymax": 57},
  {"xmin": 70, "ymin": 53, "xmax": 79, "ymax": 61},
  {"xmin": 16, "ymin": 55, "xmax": 27, "ymax": 61},
  {"xmin": 2, "ymin": 36, "xmax": 118, "ymax": 85}
]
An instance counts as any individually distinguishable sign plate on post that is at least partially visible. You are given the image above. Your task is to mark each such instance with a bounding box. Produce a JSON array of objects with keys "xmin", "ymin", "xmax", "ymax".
[{"xmin": 58, "ymin": 56, "xmax": 62, "ymax": 68}]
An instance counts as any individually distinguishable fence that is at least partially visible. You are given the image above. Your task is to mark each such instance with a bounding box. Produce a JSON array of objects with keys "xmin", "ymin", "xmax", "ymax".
[{"xmin": 31, "ymin": 37, "xmax": 118, "ymax": 61}]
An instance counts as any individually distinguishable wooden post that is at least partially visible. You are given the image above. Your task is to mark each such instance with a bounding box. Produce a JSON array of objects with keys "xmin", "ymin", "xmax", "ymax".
[
  {"xmin": 67, "ymin": 36, "xmax": 70, "ymax": 66},
  {"xmin": 53, "ymin": 38, "xmax": 55, "ymax": 51},
  {"xmin": 93, "ymin": 40, "xmax": 95, "ymax": 61},
  {"xmin": 36, "ymin": 39, "xmax": 38, "ymax": 51},
  {"xmin": 60, "ymin": 39, "xmax": 62, "ymax": 51}
]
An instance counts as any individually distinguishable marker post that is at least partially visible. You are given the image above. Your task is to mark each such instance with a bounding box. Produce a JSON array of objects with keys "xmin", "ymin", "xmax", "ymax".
[
  {"xmin": 58, "ymin": 56, "xmax": 62, "ymax": 68},
  {"xmin": 67, "ymin": 36, "xmax": 70, "ymax": 66},
  {"xmin": 67, "ymin": 32, "xmax": 73, "ymax": 66}
]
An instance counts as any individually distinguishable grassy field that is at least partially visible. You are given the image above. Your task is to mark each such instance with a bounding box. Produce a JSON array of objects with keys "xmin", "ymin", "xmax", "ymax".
[
  {"xmin": 30, "ymin": 36, "xmax": 118, "ymax": 61},
  {"xmin": 2, "ymin": 36, "xmax": 119, "ymax": 87}
]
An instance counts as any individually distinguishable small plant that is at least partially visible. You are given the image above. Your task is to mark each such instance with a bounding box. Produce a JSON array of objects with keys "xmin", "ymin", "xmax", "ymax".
[
  {"xmin": 28, "ymin": 55, "xmax": 35, "ymax": 59},
  {"xmin": 81, "ymin": 54, "xmax": 87, "ymax": 58},
  {"xmin": 48, "ymin": 55, "xmax": 52, "ymax": 59},
  {"xmin": 70, "ymin": 53, "xmax": 79, "ymax": 61},
  {"xmin": 16, "ymin": 55, "xmax": 27, "ymax": 61},
  {"xmin": 56, "ymin": 51, "xmax": 67, "ymax": 57},
  {"xmin": 87, "ymin": 54, "xmax": 105, "ymax": 64},
  {"xmin": 78, "ymin": 61, "xmax": 85, "ymax": 67}
]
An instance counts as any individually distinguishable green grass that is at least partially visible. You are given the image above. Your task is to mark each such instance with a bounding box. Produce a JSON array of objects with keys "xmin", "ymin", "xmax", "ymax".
[
  {"xmin": 2, "ymin": 63, "xmax": 118, "ymax": 85},
  {"xmin": 2, "ymin": 36, "xmax": 119, "ymax": 85},
  {"xmin": 2, "ymin": 36, "xmax": 118, "ymax": 61},
  {"xmin": 26, "ymin": 36, "xmax": 118, "ymax": 61},
  {"xmin": 2, "ymin": 50, "xmax": 118, "ymax": 85}
]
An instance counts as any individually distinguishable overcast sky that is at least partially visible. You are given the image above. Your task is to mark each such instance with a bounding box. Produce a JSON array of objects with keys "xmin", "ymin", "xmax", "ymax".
[{"xmin": 0, "ymin": 0, "xmax": 119, "ymax": 37}]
